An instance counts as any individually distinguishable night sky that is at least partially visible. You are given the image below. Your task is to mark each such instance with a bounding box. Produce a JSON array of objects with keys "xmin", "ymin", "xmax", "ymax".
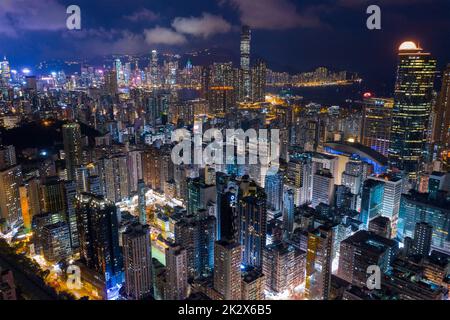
[{"xmin": 1, "ymin": 0, "xmax": 449, "ymax": 91}]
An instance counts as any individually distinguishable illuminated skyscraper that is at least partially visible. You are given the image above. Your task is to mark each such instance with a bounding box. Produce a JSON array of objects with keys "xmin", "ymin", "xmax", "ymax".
[
  {"xmin": 311, "ymin": 169, "xmax": 335, "ymax": 208},
  {"xmin": 165, "ymin": 243, "xmax": 188, "ymax": 300},
  {"xmin": 0, "ymin": 56, "xmax": 10, "ymax": 86},
  {"xmin": 239, "ymin": 25, "xmax": 251, "ymax": 101},
  {"xmin": 98, "ymin": 154, "xmax": 130, "ymax": 203},
  {"xmin": 137, "ymin": 179, "xmax": 146, "ymax": 225},
  {"xmin": 369, "ymin": 174, "xmax": 403, "ymax": 238},
  {"xmin": 123, "ymin": 223, "xmax": 153, "ymax": 300},
  {"xmin": 433, "ymin": 64, "xmax": 450, "ymax": 165},
  {"xmin": 412, "ymin": 221, "xmax": 433, "ymax": 257},
  {"xmin": 305, "ymin": 225, "xmax": 333, "ymax": 300},
  {"xmin": 388, "ymin": 42, "xmax": 436, "ymax": 182},
  {"xmin": 62, "ymin": 122, "xmax": 82, "ymax": 181},
  {"xmin": 174, "ymin": 209, "xmax": 216, "ymax": 279},
  {"xmin": 239, "ymin": 181, "xmax": 267, "ymax": 269},
  {"xmin": 263, "ymin": 241, "xmax": 306, "ymax": 294},
  {"xmin": 213, "ymin": 240, "xmax": 242, "ymax": 300},
  {"xmin": 0, "ymin": 165, "xmax": 23, "ymax": 231},
  {"xmin": 338, "ymin": 230, "xmax": 398, "ymax": 287},
  {"xmin": 76, "ymin": 193, "xmax": 123, "ymax": 295},
  {"xmin": 216, "ymin": 173, "xmax": 239, "ymax": 242},
  {"xmin": 360, "ymin": 96, "xmax": 394, "ymax": 157},
  {"xmin": 0, "ymin": 145, "xmax": 16, "ymax": 169},
  {"xmin": 150, "ymin": 50, "xmax": 159, "ymax": 86},
  {"xmin": 41, "ymin": 221, "xmax": 72, "ymax": 263},
  {"xmin": 360, "ymin": 179, "xmax": 384, "ymax": 228},
  {"xmin": 114, "ymin": 58, "xmax": 123, "ymax": 86},
  {"xmin": 19, "ymin": 177, "xmax": 41, "ymax": 230},
  {"xmin": 251, "ymin": 59, "xmax": 266, "ymax": 103},
  {"xmin": 105, "ymin": 70, "xmax": 118, "ymax": 95}
]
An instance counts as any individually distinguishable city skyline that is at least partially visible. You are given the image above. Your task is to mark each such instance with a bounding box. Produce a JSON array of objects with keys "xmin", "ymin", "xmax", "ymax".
[
  {"xmin": 0, "ymin": 0, "xmax": 449, "ymax": 305},
  {"xmin": 0, "ymin": 0, "xmax": 449, "ymax": 89}
]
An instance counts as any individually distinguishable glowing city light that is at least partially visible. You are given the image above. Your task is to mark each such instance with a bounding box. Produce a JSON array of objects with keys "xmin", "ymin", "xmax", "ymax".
[{"xmin": 399, "ymin": 41, "xmax": 419, "ymax": 51}]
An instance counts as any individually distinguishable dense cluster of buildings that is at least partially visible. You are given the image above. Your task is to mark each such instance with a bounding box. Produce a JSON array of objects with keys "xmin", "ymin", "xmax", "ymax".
[{"xmin": 0, "ymin": 28, "xmax": 449, "ymax": 301}]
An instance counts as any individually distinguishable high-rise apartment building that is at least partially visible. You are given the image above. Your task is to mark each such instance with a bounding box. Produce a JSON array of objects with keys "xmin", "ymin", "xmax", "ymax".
[
  {"xmin": 62, "ymin": 122, "xmax": 82, "ymax": 181},
  {"xmin": 165, "ymin": 243, "xmax": 188, "ymax": 300},
  {"xmin": 305, "ymin": 225, "xmax": 334, "ymax": 300},
  {"xmin": 213, "ymin": 240, "xmax": 242, "ymax": 300},
  {"xmin": 123, "ymin": 223, "xmax": 153, "ymax": 300}
]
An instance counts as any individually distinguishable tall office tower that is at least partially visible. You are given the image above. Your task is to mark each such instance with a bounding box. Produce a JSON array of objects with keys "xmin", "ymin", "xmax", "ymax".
[
  {"xmin": 360, "ymin": 97, "xmax": 394, "ymax": 157},
  {"xmin": 174, "ymin": 209, "xmax": 216, "ymax": 279},
  {"xmin": 19, "ymin": 177, "xmax": 41, "ymax": 230},
  {"xmin": 399, "ymin": 191, "xmax": 450, "ymax": 254},
  {"xmin": 41, "ymin": 177, "xmax": 65, "ymax": 214},
  {"xmin": 305, "ymin": 225, "xmax": 334, "ymax": 300},
  {"xmin": 114, "ymin": 58, "xmax": 123, "ymax": 86},
  {"xmin": 433, "ymin": 64, "xmax": 450, "ymax": 161},
  {"xmin": 0, "ymin": 145, "xmax": 16, "ymax": 169},
  {"xmin": 265, "ymin": 172, "xmax": 283, "ymax": 213},
  {"xmin": 360, "ymin": 179, "xmax": 384, "ymax": 228},
  {"xmin": 216, "ymin": 173, "xmax": 239, "ymax": 241},
  {"xmin": 388, "ymin": 42, "xmax": 436, "ymax": 182},
  {"xmin": 251, "ymin": 59, "xmax": 266, "ymax": 103},
  {"xmin": 150, "ymin": 50, "xmax": 159, "ymax": 86},
  {"xmin": 239, "ymin": 25, "xmax": 251, "ymax": 101},
  {"xmin": 186, "ymin": 177, "xmax": 216, "ymax": 216},
  {"xmin": 165, "ymin": 243, "xmax": 188, "ymax": 300},
  {"xmin": 62, "ymin": 122, "xmax": 82, "ymax": 181},
  {"xmin": 239, "ymin": 182, "xmax": 267, "ymax": 268},
  {"xmin": 123, "ymin": 223, "xmax": 153, "ymax": 300},
  {"xmin": 63, "ymin": 180, "xmax": 78, "ymax": 248},
  {"xmin": 282, "ymin": 188, "xmax": 295, "ymax": 237},
  {"xmin": 0, "ymin": 165, "xmax": 23, "ymax": 231},
  {"xmin": 311, "ymin": 169, "xmax": 335, "ymax": 208},
  {"xmin": 369, "ymin": 174, "xmax": 403, "ymax": 238},
  {"xmin": 241, "ymin": 269, "xmax": 265, "ymax": 300},
  {"xmin": 412, "ymin": 222, "xmax": 433, "ymax": 257},
  {"xmin": 338, "ymin": 230, "xmax": 398, "ymax": 287},
  {"xmin": 127, "ymin": 150, "xmax": 142, "ymax": 193},
  {"xmin": 214, "ymin": 240, "xmax": 242, "ymax": 300},
  {"xmin": 105, "ymin": 70, "xmax": 118, "ymax": 96},
  {"xmin": 98, "ymin": 154, "xmax": 130, "ymax": 203},
  {"xmin": 137, "ymin": 179, "xmax": 147, "ymax": 225},
  {"xmin": 0, "ymin": 56, "xmax": 11, "ymax": 86},
  {"xmin": 369, "ymin": 216, "xmax": 392, "ymax": 239},
  {"xmin": 263, "ymin": 241, "xmax": 306, "ymax": 294},
  {"xmin": 76, "ymin": 193, "xmax": 123, "ymax": 293},
  {"xmin": 41, "ymin": 221, "xmax": 72, "ymax": 263}
]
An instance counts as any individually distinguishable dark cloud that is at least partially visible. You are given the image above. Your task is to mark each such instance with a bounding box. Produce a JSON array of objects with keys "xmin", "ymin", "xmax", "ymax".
[
  {"xmin": 0, "ymin": 0, "xmax": 66, "ymax": 36},
  {"xmin": 124, "ymin": 8, "xmax": 160, "ymax": 22},
  {"xmin": 222, "ymin": 0, "xmax": 324, "ymax": 30}
]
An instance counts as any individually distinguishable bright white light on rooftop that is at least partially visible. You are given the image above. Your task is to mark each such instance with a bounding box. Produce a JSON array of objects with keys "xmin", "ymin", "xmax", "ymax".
[{"xmin": 399, "ymin": 41, "xmax": 418, "ymax": 51}]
